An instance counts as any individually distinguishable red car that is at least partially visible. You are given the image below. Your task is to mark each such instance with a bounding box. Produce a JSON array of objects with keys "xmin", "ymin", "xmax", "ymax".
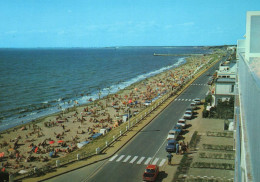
[{"xmin": 142, "ymin": 164, "xmax": 159, "ymax": 181}]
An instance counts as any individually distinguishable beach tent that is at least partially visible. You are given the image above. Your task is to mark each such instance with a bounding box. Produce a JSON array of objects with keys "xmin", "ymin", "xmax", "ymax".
[
  {"xmin": 18, "ymin": 170, "xmax": 28, "ymax": 174},
  {"xmin": 91, "ymin": 133, "xmax": 102, "ymax": 140},
  {"xmin": 77, "ymin": 141, "xmax": 90, "ymax": 149},
  {"xmin": 57, "ymin": 140, "xmax": 64, "ymax": 143},
  {"xmin": 49, "ymin": 141, "xmax": 55, "ymax": 144}
]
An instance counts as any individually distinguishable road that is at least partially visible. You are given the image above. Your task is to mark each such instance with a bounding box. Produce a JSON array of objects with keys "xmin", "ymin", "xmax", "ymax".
[{"xmin": 46, "ymin": 61, "xmax": 221, "ymax": 182}]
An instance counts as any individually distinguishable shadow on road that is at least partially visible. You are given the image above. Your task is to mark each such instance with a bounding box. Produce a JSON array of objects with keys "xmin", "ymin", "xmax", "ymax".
[{"xmin": 140, "ymin": 129, "xmax": 160, "ymax": 132}]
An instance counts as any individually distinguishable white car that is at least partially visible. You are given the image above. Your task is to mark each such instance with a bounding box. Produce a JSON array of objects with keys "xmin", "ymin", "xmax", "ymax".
[
  {"xmin": 177, "ymin": 118, "xmax": 186, "ymax": 128},
  {"xmin": 167, "ymin": 130, "xmax": 178, "ymax": 140},
  {"xmin": 183, "ymin": 110, "xmax": 193, "ymax": 119},
  {"xmin": 190, "ymin": 102, "xmax": 197, "ymax": 109},
  {"xmin": 192, "ymin": 98, "xmax": 201, "ymax": 105}
]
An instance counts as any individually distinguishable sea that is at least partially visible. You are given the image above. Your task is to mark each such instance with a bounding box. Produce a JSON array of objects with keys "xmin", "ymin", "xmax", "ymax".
[{"xmin": 0, "ymin": 46, "xmax": 211, "ymax": 131}]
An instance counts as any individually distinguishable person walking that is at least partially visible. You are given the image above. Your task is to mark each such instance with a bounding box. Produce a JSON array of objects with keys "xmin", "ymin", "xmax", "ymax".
[
  {"xmin": 167, "ymin": 153, "xmax": 173, "ymax": 165},
  {"xmin": 176, "ymin": 142, "xmax": 179, "ymax": 155}
]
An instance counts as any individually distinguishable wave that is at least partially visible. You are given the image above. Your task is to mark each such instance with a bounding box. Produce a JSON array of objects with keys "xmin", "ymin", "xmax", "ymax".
[{"xmin": 0, "ymin": 58, "xmax": 186, "ymax": 131}]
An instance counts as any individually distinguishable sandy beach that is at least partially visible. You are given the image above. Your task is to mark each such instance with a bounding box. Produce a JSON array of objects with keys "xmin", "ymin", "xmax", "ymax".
[{"xmin": 0, "ymin": 54, "xmax": 215, "ymax": 175}]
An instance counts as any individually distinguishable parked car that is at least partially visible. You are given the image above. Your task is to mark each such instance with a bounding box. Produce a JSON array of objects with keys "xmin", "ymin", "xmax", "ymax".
[
  {"xmin": 183, "ymin": 110, "xmax": 193, "ymax": 119},
  {"xmin": 143, "ymin": 165, "xmax": 159, "ymax": 182},
  {"xmin": 186, "ymin": 107, "xmax": 194, "ymax": 113},
  {"xmin": 173, "ymin": 124, "xmax": 182, "ymax": 133},
  {"xmin": 190, "ymin": 102, "xmax": 197, "ymax": 110},
  {"xmin": 167, "ymin": 129, "xmax": 178, "ymax": 140},
  {"xmin": 177, "ymin": 118, "xmax": 186, "ymax": 128},
  {"xmin": 165, "ymin": 139, "xmax": 177, "ymax": 153},
  {"xmin": 192, "ymin": 98, "xmax": 201, "ymax": 105}
]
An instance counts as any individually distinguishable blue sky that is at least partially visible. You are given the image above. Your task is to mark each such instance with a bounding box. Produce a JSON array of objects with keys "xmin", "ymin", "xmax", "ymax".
[{"xmin": 0, "ymin": 0, "xmax": 259, "ymax": 47}]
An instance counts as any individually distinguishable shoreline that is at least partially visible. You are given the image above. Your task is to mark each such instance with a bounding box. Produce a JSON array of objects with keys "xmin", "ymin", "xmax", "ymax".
[
  {"xmin": 0, "ymin": 57, "xmax": 187, "ymax": 134},
  {"xmin": 0, "ymin": 51, "xmax": 222, "ymax": 175}
]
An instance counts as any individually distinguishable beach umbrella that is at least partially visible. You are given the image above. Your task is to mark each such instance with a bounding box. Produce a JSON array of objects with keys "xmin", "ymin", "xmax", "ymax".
[
  {"xmin": 128, "ymin": 100, "xmax": 132, "ymax": 104},
  {"xmin": 57, "ymin": 140, "xmax": 64, "ymax": 143},
  {"xmin": 0, "ymin": 152, "xmax": 4, "ymax": 158},
  {"xmin": 49, "ymin": 141, "xmax": 55, "ymax": 144},
  {"xmin": 34, "ymin": 147, "xmax": 38, "ymax": 153},
  {"xmin": 8, "ymin": 148, "xmax": 14, "ymax": 152}
]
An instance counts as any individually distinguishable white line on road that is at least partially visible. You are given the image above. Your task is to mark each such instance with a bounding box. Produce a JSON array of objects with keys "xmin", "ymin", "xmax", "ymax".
[
  {"xmin": 185, "ymin": 99, "xmax": 188, "ymax": 101},
  {"xmin": 116, "ymin": 155, "xmax": 125, "ymax": 162},
  {"xmin": 144, "ymin": 157, "xmax": 152, "ymax": 165},
  {"xmin": 188, "ymin": 99, "xmax": 191, "ymax": 101},
  {"xmin": 123, "ymin": 155, "xmax": 131, "ymax": 163},
  {"xmin": 136, "ymin": 157, "xmax": 145, "ymax": 164},
  {"xmin": 129, "ymin": 156, "xmax": 138, "ymax": 163},
  {"xmin": 159, "ymin": 159, "xmax": 166, "ymax": 166},
  {"xmin": 181, "ymin": 99, "xmax": 184, "ymax": 101},
  {"xmin": 109, "ymin": 154, "xmax": 118, "ymax": 161},
  {"xmin": 152, "ymin": 158, "xmax": 159, "ymax": 165}
]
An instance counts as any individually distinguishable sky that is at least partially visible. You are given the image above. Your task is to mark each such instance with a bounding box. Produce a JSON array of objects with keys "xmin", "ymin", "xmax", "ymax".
[{"xmin": 0, "ymin": 0, "xmax": 259, "ymax": 48}]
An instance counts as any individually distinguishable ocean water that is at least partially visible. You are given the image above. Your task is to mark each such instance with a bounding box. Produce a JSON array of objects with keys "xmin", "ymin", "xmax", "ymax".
[{"xmin": 0, "ymin": 46, "xmax": 210, "ymax": 131}]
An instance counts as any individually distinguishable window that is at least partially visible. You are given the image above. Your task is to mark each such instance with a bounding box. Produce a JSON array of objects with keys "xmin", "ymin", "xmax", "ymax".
[{"xmin": 231, "ymin": 85, "xmax": 234, "ymax": 93}]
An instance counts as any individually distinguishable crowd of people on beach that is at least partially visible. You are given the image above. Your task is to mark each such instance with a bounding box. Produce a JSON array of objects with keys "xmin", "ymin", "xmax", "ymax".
[{"xmin": 0, "ymin": 55, "xmax": 211, "ymax": 174}]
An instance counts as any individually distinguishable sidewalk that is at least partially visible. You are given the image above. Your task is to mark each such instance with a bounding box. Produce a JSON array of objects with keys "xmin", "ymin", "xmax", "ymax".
[{"xmin": 22, "ymin": 60, "xmax": 219, "ymax": 182}]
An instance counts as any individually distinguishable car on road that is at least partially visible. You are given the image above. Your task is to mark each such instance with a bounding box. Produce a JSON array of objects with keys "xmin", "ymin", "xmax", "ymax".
[
  {"xmin": 192, "ymin": 98, "xmax": 201, "ymax": 105},
  {"xmin": 177, "ymin": 118, "xmax": 186, "ymax": 128},
  {"xmin": 143, "ymin": 165, "xmax": 159, "ymax": 182},
  {"xmin": 165, "ymin": 139, "xmax": 177, "ymax": 153},
  {"xmin": 183, "ymin": 110, "xmax": 193, "ymax": 119},
  {"xmin": 167, "ymin": 129, "xmax": 178, "ymax": 140}
]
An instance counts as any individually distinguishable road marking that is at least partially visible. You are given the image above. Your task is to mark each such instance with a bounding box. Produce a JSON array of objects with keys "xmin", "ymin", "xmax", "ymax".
[
  {"xmin": 185, "ymin": 99, "xmax": 188, "ymax": 101},
  {"xmin": 116, "ymin": 155, "xmax": 125, "ymax": 162},
  {"xmin": 109, "ymin": 154, "xmax": 118, "ymax": 161},
  {"xmin": 123, "ymin": 155, "xmax": 131, "ymax": 163},
  {"xmin": 159, "ymin": 159, "xmax": 166, "ymax": 166},
  {"xmin": 144, "ymin": 157, "xmax": 152, "ymax": 165},
  {"xmin": 136, "ymin": 157, "xmax": 145, "ymax": 164},
  {"xmin": 152, "ymin": 158, "xmax": 159, "ymax": 165},
  {"xmin": 188, "ymin": 99, "xmax": 191, "ymax": 101},
  {"xmin": 129, "ymin": 156, "xmax": 138, "ymax": 163},
  {"xmin": 181, "ymin": 99, "xmax": 184, "ymax": 101}
]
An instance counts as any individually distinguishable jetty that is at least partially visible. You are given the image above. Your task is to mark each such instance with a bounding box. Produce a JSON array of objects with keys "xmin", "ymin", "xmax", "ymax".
[{"xmin": 153, "ymin": 53, "xmax": 204, "ymax": 56}]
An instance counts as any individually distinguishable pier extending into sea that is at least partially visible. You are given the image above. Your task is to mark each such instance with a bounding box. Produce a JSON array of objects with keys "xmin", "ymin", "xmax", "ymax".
[{"xmin": 153, "ymin": 53, "xmax": 204, "ymax": 56}]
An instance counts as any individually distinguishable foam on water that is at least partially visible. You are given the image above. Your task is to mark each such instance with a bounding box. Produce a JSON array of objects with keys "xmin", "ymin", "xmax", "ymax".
[{"xmin": 0, "ymin": 57, "xmax": 186, "ymax": 131}]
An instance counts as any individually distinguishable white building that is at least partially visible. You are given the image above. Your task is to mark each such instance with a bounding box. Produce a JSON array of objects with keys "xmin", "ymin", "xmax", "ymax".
[
  {"xmin": 214, "ymin": 77, "xmax": 235, "ymax": 105},
  {"xmin": 217, "ymin": 61, "xmax": 237, "ymax": 79},
  {"xmin": 235, "ymin": 11, "xmax": 260, "ymax": 182}
]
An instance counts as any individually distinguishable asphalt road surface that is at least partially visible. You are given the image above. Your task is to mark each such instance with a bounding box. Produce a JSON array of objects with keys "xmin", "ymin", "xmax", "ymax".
[{"xmin": 46, "ymin": 59, "xmax": 222, "ymax": 182}]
